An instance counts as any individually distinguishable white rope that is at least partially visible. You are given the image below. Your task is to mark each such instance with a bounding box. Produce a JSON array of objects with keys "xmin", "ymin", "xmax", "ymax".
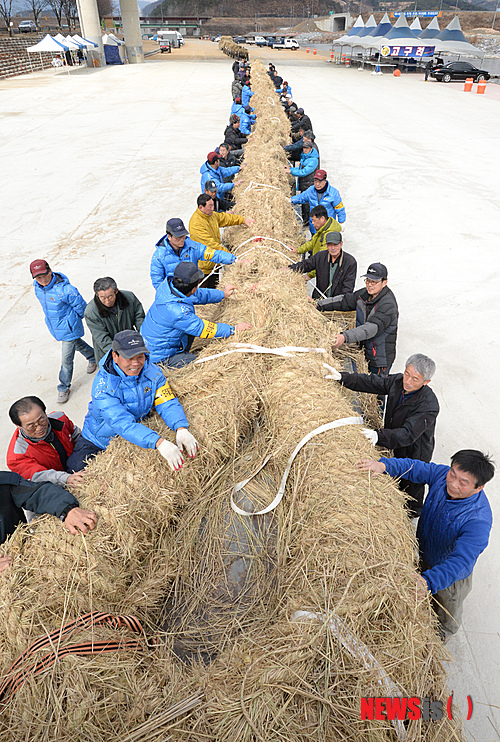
[
  {"xmin": 270, "ymin": 116, "xmax": 281, "ymax": 123},
  {"xmin": 243, "ymin": 181, "xmax": 282, "ymax": 194},
  {"xmin": 194, "ymin": 343, "xmax": 326, "ymax": 366},
  {"xmin": 235, "ymin": 236, "xmax": 293, "ymax": 252},
  {"xmin": 231, "ymin": 416, "xmax": 363, "ymax": 516},
  {"xmin": 267, "ymin": 96, "xmax": 275, "ymax": 105},
  {"xmin": 292, "ymin": 611, "xmax": 407, "ymax": 741}
]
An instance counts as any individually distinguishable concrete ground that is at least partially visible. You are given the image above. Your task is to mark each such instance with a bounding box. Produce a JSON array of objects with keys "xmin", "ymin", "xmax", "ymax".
[{"xmin": 1, "ymin": 39, "xmax": 499, "ymax": 740}]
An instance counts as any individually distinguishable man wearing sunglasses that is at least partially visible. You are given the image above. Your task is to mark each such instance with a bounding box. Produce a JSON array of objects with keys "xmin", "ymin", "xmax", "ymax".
[{"xmin": 317, "ymin": 262, "xmax": 398, "ymax": 377}]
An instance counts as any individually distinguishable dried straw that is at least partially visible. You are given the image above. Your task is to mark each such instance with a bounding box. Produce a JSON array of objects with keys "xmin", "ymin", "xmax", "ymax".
[{"xmin": 0, "ymin": 61, "xmax": 464, "ymax": 742}]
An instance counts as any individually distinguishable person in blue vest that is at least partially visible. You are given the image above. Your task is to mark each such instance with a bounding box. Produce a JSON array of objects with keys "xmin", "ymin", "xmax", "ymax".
[
  {"xmin": 230, "ymin": 97, "xmax": 256, "ymax": 125},
  {"xmin": 200, "ymin": 152, "xmax": 239, "ymax": 196},
  {"xmin": 291, "ymin": 169, "xmax": 346, "ymax": 234},
  {"xmin": 141, "ymin": 262, "xmax": 252, "ymax": 368},
  {"xmin": 150, "ymin": 218, "xmax": 238, "ymax": 290},
  {"xmin": 67, "ymin": 330, "xmax": 198, "ymax": 473},
  {"xmin": 30, "ymin": 259, "xmax": 96, "ymax": 405},
  {"xmin": 357, "ymin": 450, "xmax": 494, "ymax": 641}
]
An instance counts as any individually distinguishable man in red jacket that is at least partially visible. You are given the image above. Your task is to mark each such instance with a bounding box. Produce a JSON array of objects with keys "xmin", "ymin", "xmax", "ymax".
[{"xmin": 7, "ymin": 396, "xmax": 84, "ymax": 488}]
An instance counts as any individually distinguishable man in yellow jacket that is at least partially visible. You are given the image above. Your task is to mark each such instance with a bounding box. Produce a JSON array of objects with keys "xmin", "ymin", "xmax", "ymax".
[
  {"xmin": 291, "ymin": 204, "xmax": 342, "ymax": 278},
  {"xmin": 189, "ymin": 194, "xmax": 254, "ymax": 288}
]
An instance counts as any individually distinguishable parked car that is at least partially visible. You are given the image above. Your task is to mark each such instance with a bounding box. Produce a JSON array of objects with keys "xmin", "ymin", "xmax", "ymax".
[
  {"xmin": 254, "ymin": 36, "xmax": 267, "ymax": 46},
  {"xmin": 160, "ymin": 40, "xmax": 172, "ymax": 53},
  {"xmin": 233, "ymin": 36, "xmax": 247, "ymax": 44},
  {"xmin": 272, "ymin": 37, "xmax": 300, "ymax": 50},
  {"xmin": 431, "ymin": 61, "xmax": 490, "ymax": 83},
  {"xmin": 214, "ymin": 35, "xmax": 221, "ymax": 42},
  {"xmin": 267, "ymin": 36, "xmax": 277, "ymax": 47},
  {"xmin": 18, "ymin": 20, "xmax": 37, "ymax": 32}
]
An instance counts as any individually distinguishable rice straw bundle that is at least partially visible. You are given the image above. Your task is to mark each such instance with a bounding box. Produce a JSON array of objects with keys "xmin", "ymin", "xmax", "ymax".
[{"xmin": 0, "ymin": 61, "xmax": 464, "ymax": 742}]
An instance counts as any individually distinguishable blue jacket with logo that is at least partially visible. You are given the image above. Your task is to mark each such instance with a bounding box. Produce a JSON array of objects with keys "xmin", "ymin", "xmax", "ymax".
[
  {"xmin": 150, "ymin": 235, "xmax": 236, "ymax": 290},
  {"xmin": 200, "ymin": 161, "xmax": 239, "ymax": 195},
  {"xmin": 230, "ymin": 101, "xmax": 255, "ymax": 121},
  {"xmin": 291, "ymin": 182, "xmax": 346, "ymax": 231},
  {"xmin": 33, "ymin": 272, "xmax": 87, "ymax": 342},
  {"xmin": 290, "ymin": 149, "xmax": 319, "ymax": 179},
  {"xmin": 141, "ymin": 277, "xmax": 234, "ymax": 362},
  {"xmin": 381, "ymin": 457, "xmax": 493, "ymax": 594},
  {"xmin": 81, "ymin": 353, "xmax": 188, "ymax": 450}
]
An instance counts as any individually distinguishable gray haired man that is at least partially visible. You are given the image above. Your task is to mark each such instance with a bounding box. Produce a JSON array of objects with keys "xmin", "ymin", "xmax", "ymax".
[
  {"xmin": 84, "ymin": 277, "xmax": 145, "ymax": 364},
  {"xmin": 326, "ymin": 353, "xmax": 439, "ymax": 517}
]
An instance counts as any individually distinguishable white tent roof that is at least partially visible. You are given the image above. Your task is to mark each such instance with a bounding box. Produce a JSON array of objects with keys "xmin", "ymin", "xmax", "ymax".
[
  {"xmin": 434, "ymin": 16, "xmax": 483, "ymax": 56},
  {"xmin": 378, "ymin": 13, "xmax": 418, "ymax": 45},
  {"xmin": 27, "ymin": 34, "xmax": 69, "ymax": 52},
  {"xmin": 409, "ymin": 18, "xmax": 422, "ymax": 32},
  {"xmin": 356, "ymin": 13, "xmax": 393, "ymax": 48},
  {"xmin": 72, "ymin": 34, "xmax": 97, "ymax": 48},
  {"xmin": 357, "ymin": 14, "xmax": 377, "ymax": 38},
  {"xmin": 54, "ymin": 33, "xmax": 79, "ymax": 49},
  {"xmin": 66, "ymin": 34, "xmax": 84, "ymax": 49},
  {"xmin": 419, "ymin": 17, "xmax": 441, "ymax": 39},
  {"xmin": 335, "ymin": 15, "xmax": 365, "ymax": 45},
  {"xmin": 107, "ymin": 32, "xmax": 125, "ymax": 45}
]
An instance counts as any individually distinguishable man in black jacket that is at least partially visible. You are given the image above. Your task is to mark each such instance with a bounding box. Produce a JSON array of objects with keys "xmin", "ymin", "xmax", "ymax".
[
  {"xmin": 318, "ymin": 262, "xmax": 398, "ymax": 377},
  {"xmin": 0, "ymin": 471, "xmax": 98, "ymax": 574},
  {"xmin": 331, "ymin": 354, "xmax": 439, "ymax": 517},
  {"xmin": 291, "ymin": 108, "xmax": 313, "ymax": 137},
  {"xmin": 224, "ymin": 115, "xmax": 248, "ymax": 149},
  {"xmin": 288, "ymin": 232, "xmax": 356, "ymax": 299}
]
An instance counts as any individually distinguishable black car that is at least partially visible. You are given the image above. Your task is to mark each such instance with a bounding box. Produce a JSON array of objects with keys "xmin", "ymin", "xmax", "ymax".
[
  {"xmin": 233, "ymin": 36, "xmax": 247, "ymax": 44},
  {"xmin": 431, "ymin": 61, "xmax": 490, "ymax": 83}
]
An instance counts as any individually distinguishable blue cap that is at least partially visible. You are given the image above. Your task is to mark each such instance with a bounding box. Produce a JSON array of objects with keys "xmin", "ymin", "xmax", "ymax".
[
  {"xmin": 166, "ymin": 218, "xmax": 189, "ymax": 238},
  {"xmin": 173, "ymin": 261, "xmax": 204, "ymax": 285},
  {"xmin": 112, "ymin": 330, "xmax": 149, "ymax": 359}
]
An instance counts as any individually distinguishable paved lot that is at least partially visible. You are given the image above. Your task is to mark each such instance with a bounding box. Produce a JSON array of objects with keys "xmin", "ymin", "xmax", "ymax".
[{"xmin": 1, "ymin": 39, "xmax": 499, "ymax": 741}]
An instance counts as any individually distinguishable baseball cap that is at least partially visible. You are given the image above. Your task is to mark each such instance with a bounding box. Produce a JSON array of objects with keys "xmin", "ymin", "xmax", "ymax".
[
  {"xmin": 207, "ymin": 151, "xmax": 219, "ymax": 164},
  {"xmin": 325, "ymin": 232, "xmax": 342, "ymax": 245},
  {"xmin": 314, "ymin": 169, "xmax": 327, "ymax": 180},
  {"xmin": 205, "ymin": 180, "xmax": 217, "ymax": 192},
  {"xmin": 244, "ymin": 105, "xmax": 252, "ymax": 113},
  {"xmin": 302, "ymin": 140, "xmax": 313, "ymax": 149},
  {"xmin": 235, "ymin": 96, "xmax": 242, "ymax": 103},
  {"xmin": 112, "ymin": 330, "xmax": 149, "ymax": 359},
  {"xmin": 297, "ymin": 107, "xmax": 304, "ymax": 114},
  {"xmin": 30, "ymin": 259, "xmax": 50, "ymax": 278},
  {"xmin": 174, "ymin": 261, "xmax": 204, "ymax": 285},
  {"xmin": 166, "ymin": 218, "xmax": 189, "ymax": 237},
  {"xmin": 361, "ymin": 263, "xmax": 388, "ymax": 281}
]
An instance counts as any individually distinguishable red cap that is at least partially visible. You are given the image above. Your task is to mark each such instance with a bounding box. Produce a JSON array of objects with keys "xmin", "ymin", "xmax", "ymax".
[
  {"xmin": 314, "ymin": 169, "xmax": 327, "ymax": 180},
  {"xmin": 207, "ymin": 151, "xmax": 219, "ymax": 164},
  {"xmin": 30, "ymin": 259, "xmax": 50, "ymax": 278},
  {"xmin": 235, "ymin": 97, "xmax": 241, "ymax": 103}
]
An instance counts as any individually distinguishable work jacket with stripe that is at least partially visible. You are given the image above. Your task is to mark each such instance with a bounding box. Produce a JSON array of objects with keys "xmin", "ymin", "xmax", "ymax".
[{"xmin": 150, "ymin": 235, "xmax": 236, "ymax": 290}]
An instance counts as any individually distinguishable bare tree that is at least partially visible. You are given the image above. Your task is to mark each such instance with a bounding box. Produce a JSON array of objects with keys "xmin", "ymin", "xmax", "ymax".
[
  {"xmin": 96, "ymin": 0, "xmax": 115, "ymax": 20},
  {"xmin": 0, "ymin": 0, "xmax": 14, "ymax": 36},
  {"xmin": 48, "ymin": 0, "xmax": 64, "ymax": 28},
  {"xmin": 62, "ymin": 0, "xmax": 78, "ymax": 30},
  {"xmin": 24, "ymin": 0, "xmax": 48, "ymax": 29}
]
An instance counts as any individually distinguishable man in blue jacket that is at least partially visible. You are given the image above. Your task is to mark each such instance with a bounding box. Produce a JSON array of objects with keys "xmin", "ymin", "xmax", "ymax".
[
  {"xmin": 241, "ymin": 82, "xmax": 254, "ymax": 109},
  {"xmin": 357, "ymin": 450, "xmax": 494, "ymax": 641},
  {"xmin": 141, "ymin": 262, "xmax": 252, "ymax": 368},
  {"xmin": 287, "ymin": 141, "xmax": 319, "ymax": 223},
  {"xmin": 200, "ymin": 152, "xmax": 240, "ymax": 196},
  {"xmin": 31, "ymin": 259, "xmax": 96, "ymax": 405},
  {"xmin": 150, "ymin": 218, "xmax": 238, "ymax": 290},
  {"xmin": 67, "ymin": 330, "xmax": 198, "ymax": 473},
  {"xmin": 291, "ymin": 169, "xmax": 346, "ymax": 234}
]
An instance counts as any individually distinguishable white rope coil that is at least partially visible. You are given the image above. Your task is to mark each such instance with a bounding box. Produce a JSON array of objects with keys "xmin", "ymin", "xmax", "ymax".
[
  {"xmin": 194, "ymin": 343, "xmax": 326, "ymax": 367},
  {"xmin": 230, "ymin": 416, "xmax": 363, "ymax": 516},
  {"xmin": 243, "ymin": 181, "xmax": 282, "ymax": 194}
]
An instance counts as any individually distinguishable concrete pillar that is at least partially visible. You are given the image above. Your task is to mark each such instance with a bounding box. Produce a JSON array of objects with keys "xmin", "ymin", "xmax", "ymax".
[
  {"xmin": 75, "ymin": 0, "xmax": 104, "ymax": 62},
  {"xmin": 119, "ymin": 0, "xmax": 144, "ymax": 64}
]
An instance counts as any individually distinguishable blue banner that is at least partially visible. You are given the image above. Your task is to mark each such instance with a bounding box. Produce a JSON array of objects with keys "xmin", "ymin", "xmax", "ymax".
[
  {"xmin": 392, "ymin": 11, "xmax": 441, "ymax": 17},
  {"xmin": 381, "ymin": 44, "xmax": 435, "ymax": 58}
]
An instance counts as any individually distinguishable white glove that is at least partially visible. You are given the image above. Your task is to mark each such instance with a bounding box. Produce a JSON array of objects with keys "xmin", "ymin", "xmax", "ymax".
[
  {"xmin": 158, "ymin": 440, "xmax": 184, "ymax": 471},
  {"xmin": 176, "ymin": 428, "xmax": 199, "ymax": 458},
  {"xmin": 322, "ymin": 363, "xmax": 341, "ymax": 381},
  {"xmin": 362, "ymin": 428, "xmax": 378, "ymax": 446}
]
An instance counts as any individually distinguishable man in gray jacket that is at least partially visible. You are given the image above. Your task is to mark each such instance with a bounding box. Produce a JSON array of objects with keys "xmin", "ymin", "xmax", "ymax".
[{"xmin": 84, "ymin": 277, "xmax": 145, "ymax": 364}]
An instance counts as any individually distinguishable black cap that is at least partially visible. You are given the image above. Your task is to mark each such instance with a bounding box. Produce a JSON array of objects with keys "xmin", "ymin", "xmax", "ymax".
[
  {"xmin": 166, "ymin": 218, "xmax": 189, "ymax": 237},
  {"xmin": 174, "ymin": 261, "xmax": 204, "ymax": 285},
  {"xmin": 112, "ymin": 330, "xmax": 149, "ymax": 358},
  {"xmin": 325, "ymin": 231, "xmax": 342, "ymax": 245},
  {"xmin": 297, "ymin": 107, "xmax": 304, "ymax": 114},
  {"xmin": 205, "ymin": 180, "xmax": 217, "ymax": 191},
  {"xmin": 361, "ymin": 263, "xmax": 388, "ymax": 281}
]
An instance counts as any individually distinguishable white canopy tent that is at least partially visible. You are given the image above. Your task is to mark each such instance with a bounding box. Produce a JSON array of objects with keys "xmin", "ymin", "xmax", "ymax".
[
  {"xmin": 72, "ymin": 34, "xmax": 97, "ymax": 49},
  {"xmin": 376, "ymin": 14, "xmax": 420, "ymax": 49},
  {"xmin": 433, "ymin": 16, "xmax": 483, "ymax": 57},
  {"xmin": 26, "ymin": 34, "xmax": 70, "ymax": 74},
  {"xmin": 335, "ymin": 15, "xmax": 365, "ymax": 46},
  {"xmin": 409, "ymin": 18, "xmax": 422, "ymax": 33},
  {"xmin": 356, "ymin": 13, "xmax": 393, "ymax": 49},
  {"xmin": 106, "ymin": 32, "xmax": 125, "ymax": 45}
]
